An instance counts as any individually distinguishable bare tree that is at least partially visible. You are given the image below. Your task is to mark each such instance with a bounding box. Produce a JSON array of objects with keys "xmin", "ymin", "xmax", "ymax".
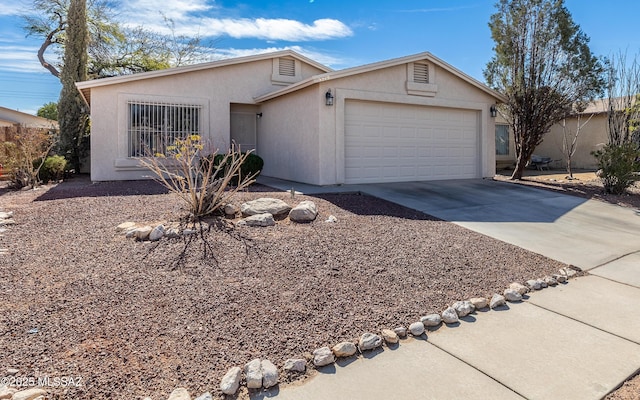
[
  {"xmin": 560, "ymin": 103, "xmax": 595, "ymax": 179},
  {"xmin": 605, "ymin": 51, "xmax": 640, "ymax": 146}
]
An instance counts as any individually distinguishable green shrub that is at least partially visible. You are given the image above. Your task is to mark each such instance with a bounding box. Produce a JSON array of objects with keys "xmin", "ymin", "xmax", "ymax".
[
  {"xmin": 34, "ymin": 155, "xmax": 67, "ymax": 183},
  {"xmin": 212, "ymin": 152, "xmax": 263, "ymax": 185},
  {"xmin": 592, "ymin": 143, "xmax": 640, "ymax": 194}
]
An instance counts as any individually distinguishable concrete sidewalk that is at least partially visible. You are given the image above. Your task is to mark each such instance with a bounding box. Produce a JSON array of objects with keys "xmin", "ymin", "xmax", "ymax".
[{"xmin": 255, "ymin": 177, "xmax": 640, "ymax": 400}]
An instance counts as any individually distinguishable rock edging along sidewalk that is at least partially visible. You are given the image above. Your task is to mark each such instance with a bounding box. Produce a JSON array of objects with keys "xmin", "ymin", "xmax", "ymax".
[{"xmin": 120, "ymin": 266, "xmax": 580, "ymax": 399}]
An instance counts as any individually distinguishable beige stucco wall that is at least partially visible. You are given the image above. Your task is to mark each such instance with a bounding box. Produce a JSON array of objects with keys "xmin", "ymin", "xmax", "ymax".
[
  {"xmin": 536, "ymin": 114, "xmax": 607, "ymax": 170},
  {"xmin": 89, "ymin": 58, "xmax": 325, "ymax": 181},
  {"xmin": 496, "ymin": 113, "xmax": 608, "ymax": 171}
]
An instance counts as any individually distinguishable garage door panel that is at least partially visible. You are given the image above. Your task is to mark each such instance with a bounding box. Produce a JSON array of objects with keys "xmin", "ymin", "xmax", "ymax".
[{"xmin": 345, "ymin": 100, "xmax": 479, "ymax": 184}]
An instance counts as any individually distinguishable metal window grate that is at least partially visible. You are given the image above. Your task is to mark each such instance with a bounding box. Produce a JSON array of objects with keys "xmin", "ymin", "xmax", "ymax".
[
  {"xmin": 413, "ymin": 62, "xmax": 429, "ymax": 84},
  {"xmin": 128, "ymin": 101, "xmax": 202, "ymax": 157},
  {"xmin": 278, "ymin": 58, "xmax": 296, "ymax": 76}
]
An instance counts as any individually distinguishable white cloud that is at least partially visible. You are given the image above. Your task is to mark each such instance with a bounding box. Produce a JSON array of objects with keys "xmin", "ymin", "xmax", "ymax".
[
  {"xmin": 0, "ymin": 0, "xmax": 27, "ymax": 16},
  {"xmin": 0, "ymin": 44, "xmax": 53, "ymax": 73},
  {"xmin": 120, "ymin": 0, "xmax": 352, "ymax": 42},
  {"xmin": 213, "ymin": 45, "xmax": 351, "ymax": 68}
]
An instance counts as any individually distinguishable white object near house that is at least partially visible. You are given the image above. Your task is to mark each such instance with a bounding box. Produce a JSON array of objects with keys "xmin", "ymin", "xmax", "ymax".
[{"xmin": 76, "ymin": 50, "xmax": 506, "ymax": 184}]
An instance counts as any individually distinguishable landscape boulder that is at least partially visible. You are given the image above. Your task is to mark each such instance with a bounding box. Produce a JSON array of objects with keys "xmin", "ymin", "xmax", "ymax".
[
  {"xmin": 241, "ymin": 198, "xmax": 291, "ymax": 217},
  {"xmin": 289, "ymin": 201, "xmax": 318, "ymax": 222}
]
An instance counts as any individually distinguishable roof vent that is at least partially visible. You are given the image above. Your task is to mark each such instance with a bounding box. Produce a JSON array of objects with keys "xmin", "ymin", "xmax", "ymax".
[
  {"xmin": 279, "ymin": 58, "xmax": 296, "ymax": 77},
  {"xmin": 413, "ymin": 62, "xmax": 429, "ymax": 84}
]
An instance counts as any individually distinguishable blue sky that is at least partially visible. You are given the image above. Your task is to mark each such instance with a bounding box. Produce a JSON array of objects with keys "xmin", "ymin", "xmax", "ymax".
[{"xmin": 0, "ymin": 0, "xmax": 638, "ymax": 115}]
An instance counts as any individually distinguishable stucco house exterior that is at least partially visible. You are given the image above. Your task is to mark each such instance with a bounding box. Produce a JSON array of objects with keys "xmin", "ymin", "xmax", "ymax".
[
  {"xmin": 495, "ymin": 100, "xmax": 608, "ymax": 171},
  {"xmin": 76, "ymin": 50, "xmax": 506, "ymax": 185}
]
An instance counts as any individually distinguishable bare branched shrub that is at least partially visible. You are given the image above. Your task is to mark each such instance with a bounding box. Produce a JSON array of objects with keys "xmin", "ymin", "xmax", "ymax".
[
  {"xmin": 1, "ymin": 125, "xmax": 56, "ymax": 189},
  {"xmin": 138, "ymin": 135, "xmax": 258, "ymax": 219}
]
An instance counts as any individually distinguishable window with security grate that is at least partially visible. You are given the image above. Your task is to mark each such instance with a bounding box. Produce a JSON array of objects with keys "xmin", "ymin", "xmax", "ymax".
[{"xmin": 128, "ymin": 101, "xmax": 202, "ymax": 157}]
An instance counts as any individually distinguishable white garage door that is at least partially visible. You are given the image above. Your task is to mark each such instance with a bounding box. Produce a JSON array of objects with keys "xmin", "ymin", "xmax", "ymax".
[{"xmin": 344, "ymin": 100, "xmax": 480, "ymax": 184}]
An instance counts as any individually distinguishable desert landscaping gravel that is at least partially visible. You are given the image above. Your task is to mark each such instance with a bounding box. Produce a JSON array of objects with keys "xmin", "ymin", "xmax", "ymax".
[{"xmin": 0, "ymin": 178, "xmax": 574, "ymax": 399}]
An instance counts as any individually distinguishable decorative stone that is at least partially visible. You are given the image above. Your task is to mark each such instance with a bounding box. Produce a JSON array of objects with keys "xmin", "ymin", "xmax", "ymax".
[
  {"xmin": 553, "ymin": 273, "xmax": 567, "ymax": 283},
  {"xmin": 241, "ymin": 198, "xmax": 291, "ymax": 217},
  {"xmin": 116, "ymin": 221, "xmax": 137, "ymax": 232},
  {"xmin": 490, "ymin": 293, "xmax": 506, "ymax": 309},
  {"xmin": 381, "ymin": 329, "xmax": 399, "ymax": 344},
  {"xmin": 441, "ymin": 307, "xmax": 459, "ymax": 324},
  {"xmin": 420, "ymin": 314, "xmax": 442, "ymax": 327},
  {"xmin": 509, "ymin": 282, "xmax": 529, "ymax": 295},
  {"xmin": 504, "ymin": 288, "xmax": 523, "ymax": 302},
  {"xmin": 224, "ymin": 203, "xmax": 239, "ymax": 216},
  {"xmin": 261, "ymin": 360, "xmax": 279, "ymax": 388},
  {"xmin": 167, "ymin": 388, "xmax": 190, "ymax": 400},
  {"xmin": 469, "ymin": 297, "xmax": 488, "ymax": 309},
  {"xmin": 543, "ymin": 276, "xmax": 558, "ymax": 286},
  {"xmin": 452, "ymin": 301, "xmax": 475, "ymax": 317},
  {"xmin": 359, "ymin": 333, "xmax": 383, "ymax": 351},
  {"xmin": 0, "ymin": 211, "xmax": 14, "ymax": 219},
  {"xmin": 165, "ymin": 228, "xmax": 181, "ymax": 239},
  {"xmin": 283, "ymin": 358, "xmax": 306, "ymax": 372},
  {"xmin": 409, "ymin": 321, "xmax": 425, "ymax": 336},
  {"xmin": 244, "ymin": 358, "xmax": 263, "ymax": 389},
  {"xmin": 149, "ymin": 224, "xmax": 165, "ymax": 241},
  {"xmin": 559, "ymin": 267, "xmax": 577, "ymax": 277},
  {"xmin": 312, "ymin": 347, "xmax": 335, "ymax": 367},
  {"xmin": 9, "ymin": 389, "xmax": 47, "ymax": 400},
  {"xmin": 194, "ymin": 393, "xmax": 213, "ymax": 400},
  {"xmin": 538, "ymin": 278, "xmax": 548, "ymax": 288},
  {"xmin": 219, "ymin": 367, "xmax": 241, "ymax": 395},
  {"xmin": 325, "ymin": 215, "xmax": 338, "ymax": 223},
  {"xmin": 526, "ymin": 279, "xmax": 542, "ymax": 290},
  {"xmin": 0, "ymin": 387, "xmax": 17, "ymax": 399},
  {"xmin": 182, "ymin": 229, "xmax": 197, "ymax": 235},
  {"xmin": 132, "ymin": 226, "xmax": 153, "ymax": 241},
  {"xmin": 289, "ymin": 201, "xmax": 318, "ymax": 223},
  {"xmin": 332, "ymin": 341, "xmax": 357, "ymax": 357},
  {"xmin": 241, "ymin": 213, "xmax": 275, "ymax": 227},
  {"xmin": 6, "ymin": 368, "xmax": 19, "ymax": 375},
  {"xmin": 0, "ymin": 219, "xmax": 15, "ymax": 226},
  {"xmin": 393, "ymin": 327, "xmax": 407, "ymax": 337}
]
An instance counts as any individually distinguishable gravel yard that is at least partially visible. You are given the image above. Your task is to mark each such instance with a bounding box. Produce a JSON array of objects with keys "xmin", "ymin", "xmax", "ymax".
[{"xmin": 0, "ymin": 177, "xmax": 569, "ymax": 399}]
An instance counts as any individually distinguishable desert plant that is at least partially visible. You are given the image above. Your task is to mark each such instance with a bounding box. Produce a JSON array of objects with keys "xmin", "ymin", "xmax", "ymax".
[
  {"xmin": 139, "ymin": 135, "xmax": 258, "ymax": 219},
  {"xmin": 592, "ymin": 143, "xmax": 640, "ymax": 194},
  {"xmin": 211, "ymin": 151, "xmax": 263, "ymax": 186},
  {"xmin": 1, "ymin": 126, "xmax": 56, "ymax": 189},
  {"xmin": 36, "ymin": 155, "xmax": 67, "ymax": 183}
]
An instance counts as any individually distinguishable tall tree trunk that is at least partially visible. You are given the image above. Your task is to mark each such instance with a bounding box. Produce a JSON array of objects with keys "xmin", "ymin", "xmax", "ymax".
[{"xmin": 511, "ymin": 153, "xmax": 527, "ymax": 180}]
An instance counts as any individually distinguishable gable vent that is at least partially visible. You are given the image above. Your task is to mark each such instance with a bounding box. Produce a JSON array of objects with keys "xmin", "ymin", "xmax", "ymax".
[
  {"xmin": 279, "ymin": 58, "xmax": 296, "ymax": 76},
  {"xmin": 413, "ymin": 62, "xmax": 429, "ymax": 83}
]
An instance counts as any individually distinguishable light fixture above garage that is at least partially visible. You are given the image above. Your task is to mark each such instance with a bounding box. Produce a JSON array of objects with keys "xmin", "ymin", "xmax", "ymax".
[
  {"xmin": 490, "ymin": 105, "xmax": 498, "ymax": 118},
  {"xmin": 325, "ymin": 89, "xmax": 334, "ymax": 106}
]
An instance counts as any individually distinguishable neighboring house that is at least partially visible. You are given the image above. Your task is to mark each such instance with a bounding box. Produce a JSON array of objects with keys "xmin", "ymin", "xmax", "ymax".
[
  {"xmin": 76, "ymin": 50, "xmax": 506, "ymax": 185},
  {"xmin": 0, "ymin": 106, "xmax": 58, "ymax": 143},
  {"xmin": 495, "ymin": 100, "xmax": 608, "ymax": 171}
]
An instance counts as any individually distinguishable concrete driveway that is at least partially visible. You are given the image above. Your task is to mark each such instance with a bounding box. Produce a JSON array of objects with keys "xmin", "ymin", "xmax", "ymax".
[{"xmin": 355, "ymin": 179, "xmax": 640, "ymax": 276}]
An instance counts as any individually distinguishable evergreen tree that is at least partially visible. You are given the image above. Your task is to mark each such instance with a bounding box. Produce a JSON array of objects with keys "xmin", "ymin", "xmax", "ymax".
[
  {"xmin": 485, "ymin": 0, "xmax": 604, "ymax": 179},
  {"xmin": 57, "ymin": 0, "xmax": 88, "ymax": 172}
]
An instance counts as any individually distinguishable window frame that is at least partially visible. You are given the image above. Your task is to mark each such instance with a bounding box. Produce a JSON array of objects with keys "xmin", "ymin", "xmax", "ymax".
[{"xmin": 495, "ymin": 123, "xmax": 510, "ymax": 157}]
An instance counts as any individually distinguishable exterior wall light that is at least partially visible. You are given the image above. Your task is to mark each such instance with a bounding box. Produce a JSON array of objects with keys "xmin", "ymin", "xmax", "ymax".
[
  {"xmin": 256, "ymin": 112, "xmax": 263, "ymax": 118},
  {"xmin": 325, "ymin": 89, "xmax": 334, "ymax": 106},
  {"xmin": 490, "ymin": 105, "xmax": 498, "ymax": 118}
]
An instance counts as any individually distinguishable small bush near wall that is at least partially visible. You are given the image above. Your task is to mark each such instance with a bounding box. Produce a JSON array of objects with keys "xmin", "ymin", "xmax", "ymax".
[
  {"xmin": 592, "ymin": 143, "xmax": 640, "ymax": 194},
  {"xmin": 36, "ymin": 155, "xmax": 67, "ymax": 183},
  {"xmin": 212, "ymin": 152, "xmax": 264, "ymax": 186}
]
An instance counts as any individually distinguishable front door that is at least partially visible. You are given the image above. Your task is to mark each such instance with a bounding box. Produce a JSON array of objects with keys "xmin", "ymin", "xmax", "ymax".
[{"xmin": 230, "ymin": 103, "xmax": 258, "ymax": 153}]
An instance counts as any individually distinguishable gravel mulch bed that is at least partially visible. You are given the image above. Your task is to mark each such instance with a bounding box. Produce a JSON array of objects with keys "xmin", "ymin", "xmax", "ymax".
[
  {"xmin": 0, "ymin": 177, "xmax": 567, "ymax": 399},
  {"xmin": 494, "ymin": 170, "xmax": 640, "ymax": 210}
]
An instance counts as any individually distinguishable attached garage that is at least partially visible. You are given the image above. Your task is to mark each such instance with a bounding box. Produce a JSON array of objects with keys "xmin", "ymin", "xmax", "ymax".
[{"xmin": 344, "ymin": 100, "xmax": 480, "ymax": 184}]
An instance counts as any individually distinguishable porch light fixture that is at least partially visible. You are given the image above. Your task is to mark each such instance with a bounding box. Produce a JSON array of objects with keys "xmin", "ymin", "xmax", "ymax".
[
  {"xmin": 325, "ymin": 89, "xmax": 334, "ymax": 106},
  {"xmin": 256, "ymin": 112, "xmax": 263, "ymax": 118},
  {"xmin": 490, "ymin": 105, "xmax": 498, "ymax": 118}
]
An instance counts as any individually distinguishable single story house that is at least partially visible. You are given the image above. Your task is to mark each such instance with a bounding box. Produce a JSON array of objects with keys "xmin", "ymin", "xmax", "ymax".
[
  {"xmin": 76, "ymin": 50, "xmax": 506, "ymax": 185},
  {"xmin": 495, "ymin": 100, "xmax": 608, "ymax": 170},
  {"xmin": 0, "ymin": 106, "xmax": 58, "ymax": 129}
]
